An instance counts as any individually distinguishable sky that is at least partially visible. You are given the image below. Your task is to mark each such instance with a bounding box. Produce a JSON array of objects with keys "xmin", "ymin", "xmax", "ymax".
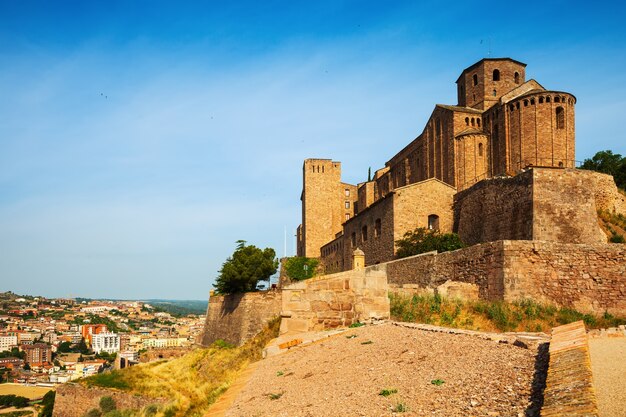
[{"xmin": 1, "ymin": 1, "xmax": 626, "ymax": 300}]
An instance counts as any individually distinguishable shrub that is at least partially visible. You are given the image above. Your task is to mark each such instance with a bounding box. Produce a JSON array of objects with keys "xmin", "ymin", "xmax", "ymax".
[
  {"xmin": 395, "ymin": 228, "xmax": 465, "ymax": 259},
  {"xmin": 99, "ymin": 396, "xmax": 116, "ymax": 413},
  {"xmin": 283, "ymin": 257, "xmax": 319, "ymax": 281},
  {"xmin": 84, "ymin": 409, "xmax": 102, "ymax": 417}
]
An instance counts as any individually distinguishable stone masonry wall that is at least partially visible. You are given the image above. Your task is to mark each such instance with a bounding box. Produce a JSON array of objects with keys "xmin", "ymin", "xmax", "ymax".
[
  {"xmin": 385, "ymin": 241, "xmax": 505, "ymax": 300},
  {"xmin": 200, "ymin": 291, "xmax": 282, "ymax": 347},
  {"xmin": 454, "ymin": 171, "xmax": 533, "ymax": 245},
  {"xmin": 280, "ymin": 268, "xmax": 389, "ymax": 334},
  {"xmin": 502, "ymin": 240, "xmax": 626, "ymax": 316},
  {"xmin": 532, "ymin": 168, "xmax": 605, "ymax": 244},
  {"xmin": 385, "ymin": 240, "xmax": 626, "ymax": 316},
  {"xmin": 53, "ymin": 384, "xmax": 167, "ymax": 417}
]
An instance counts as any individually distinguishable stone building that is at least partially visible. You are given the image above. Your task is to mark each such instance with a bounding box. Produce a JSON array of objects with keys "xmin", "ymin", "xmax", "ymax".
[{"xmin": 296, "ymin": 58, "xmax": 617, "ymax": 272}]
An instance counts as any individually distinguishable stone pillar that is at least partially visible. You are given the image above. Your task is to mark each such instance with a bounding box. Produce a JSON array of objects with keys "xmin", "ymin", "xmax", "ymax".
[{"xmin": 353, "ymin": 248, "xmax": 365, "ymax": 270}]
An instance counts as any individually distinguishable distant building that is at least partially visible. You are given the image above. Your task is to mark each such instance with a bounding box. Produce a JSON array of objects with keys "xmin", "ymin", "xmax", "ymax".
[
  {"xmin": 81, "ymin": 324, "xmax": 108, "ymax": 346},
  {"xmin": 22, "ymin": 343, "xmax": 52, "ymax": 364},
  {"xmin": 0, "ymin": 357, "xmax": 23, "ymax": 368},
  {"xmin": 142, "ymin": 337, "xmax": 188, "ymax": 349},
  {"xmin": 92, "ymin": 333, "xmax": 120, "ymax": 354},
  {"xmin": 0, "ymin": 335, "xmax": 17, "ymax": 352}
]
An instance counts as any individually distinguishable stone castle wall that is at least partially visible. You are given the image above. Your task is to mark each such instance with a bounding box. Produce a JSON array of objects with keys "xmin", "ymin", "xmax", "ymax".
[
  {"xmin": 454, "ymin": 171, "xmax": 533, "ymax": 245},
  {"xmin": 386, "ymin": 240, "xmax": 626, "ymax": 316},
  {"xmin": 53, "ymin": 384, "xmax": 166, "ymax": 417},
  {"xmin": 200, "ymin": 291, "xmax": 282, "ymax": 347},
  {"xmin": 280, "ymin": 268, "xmax": 389, "ymax": 334}
]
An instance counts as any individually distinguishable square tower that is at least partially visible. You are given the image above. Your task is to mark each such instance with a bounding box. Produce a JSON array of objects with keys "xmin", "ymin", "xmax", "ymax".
[{"xmin": 456, "ymin": 58, "xmax": 526, "ymax": 110}]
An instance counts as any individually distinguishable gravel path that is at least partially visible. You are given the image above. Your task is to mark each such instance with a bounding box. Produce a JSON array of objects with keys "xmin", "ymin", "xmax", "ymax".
[
  {"xmin": 225, "ymin": 323, "xmax": 539, "ymax": 417},
  {"xmin": 589, "ymin": 337, "xmax": 626, "ymax": 417}
]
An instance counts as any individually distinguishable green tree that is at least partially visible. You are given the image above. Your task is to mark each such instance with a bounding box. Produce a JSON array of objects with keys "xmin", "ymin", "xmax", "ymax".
[
  {"xmin": 57, "ymin": 341, "xmax": 72, "ymax": 353},
  {"xmin": 395, "ymin": 227, "xmax": 465, "ymax": 259},
  {"xmin": 39, "ymin": 390, "xmax": 56, "ymax": 417},
  {"xmin": 580, "ymin": 150, "xmax": 626, "ymax": 190},
  {"xmin": 213, "ymin": 240, "xmax": 278, "ymax": 294}
]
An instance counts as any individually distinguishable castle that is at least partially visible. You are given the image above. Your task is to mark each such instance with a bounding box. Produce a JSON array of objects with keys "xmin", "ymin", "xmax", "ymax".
[{"xmin": 297, "ymin": 58, "xmax": 619, "ymax": 272}]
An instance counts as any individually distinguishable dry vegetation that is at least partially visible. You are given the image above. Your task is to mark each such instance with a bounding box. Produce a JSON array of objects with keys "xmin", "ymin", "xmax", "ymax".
[
  {"xmin": 390, "ymin": 292, "xmax": 626, "ymax": 333},
  {"xmin": 81, "ymin": 318, "xmax": 280, "ymax": 417},
  {"xmin": 598, "ymin": 209, "xmax": 626, "ymax": 243},
  {"xmin": 0, "ymin": 384, "xmax": 52, "ymax": 399}
]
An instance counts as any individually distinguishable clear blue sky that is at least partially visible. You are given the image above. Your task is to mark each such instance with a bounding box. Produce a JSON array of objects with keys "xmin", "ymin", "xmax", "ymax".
[{"xmin": 1, "ymin": 1, "xmax": 625, "ymax": 300}]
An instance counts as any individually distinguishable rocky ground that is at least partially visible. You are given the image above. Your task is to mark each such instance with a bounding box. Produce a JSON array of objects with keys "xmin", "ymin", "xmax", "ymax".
[
  {"xmin": 225, "ymin": 323, "xmax": 543, "ymax": 417},
  {"xmin": 589, "ymin": 336, "xmax": 626, "ymax": 417}
]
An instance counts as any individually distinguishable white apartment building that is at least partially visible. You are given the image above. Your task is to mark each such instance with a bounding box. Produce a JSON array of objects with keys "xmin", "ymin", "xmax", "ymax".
[
  {"xmin": 0, "ymin": 335, "xmax": 18, "ymax": 352},
  {"xmin": 142, "ymin": 337, "xmax": 188, "ymax": 349},
  {"xmin": 91, "ymin": 332, "xmax": 120, "ymax": 354}
]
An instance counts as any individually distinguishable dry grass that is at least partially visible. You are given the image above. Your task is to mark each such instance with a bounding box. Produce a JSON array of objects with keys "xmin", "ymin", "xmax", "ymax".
[
  {"xmin": 598, "ymin": 209, "xmax": 626, "ymax": 242},
  {"xmin": 390, "ymin": 293, "xmax": 626, "ymax": 333},
  {"xmin": 82, "ymin": 317, "xmax": 281, "ymax": 417},
  {"xmin": 0, "ymin": 384, "xmax": 52, "ymax": 399}
]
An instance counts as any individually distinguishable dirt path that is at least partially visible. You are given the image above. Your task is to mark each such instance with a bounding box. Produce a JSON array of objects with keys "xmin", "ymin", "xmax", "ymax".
[
  {"xmin": 225, "ymin": 323, "xmax": 539, "ymax": 417},
  {"xmin": 588, "ymin": 337, "xmax": 626, "ymax": 417}
]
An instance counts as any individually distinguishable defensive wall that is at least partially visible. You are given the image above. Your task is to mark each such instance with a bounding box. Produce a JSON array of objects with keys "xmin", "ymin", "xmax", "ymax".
[
  {"xmin": 200, "ymin": 290, "xmax": 282, "ymax": 347},
  {"xmin": 454, "ymin": 168, "xmax": 619, "ymax": 246},
  {"xmin": 53, "ymin": 384, "xmax": 167, "ymax": 417},
  {"xmin": 386, "ymin": 240, "xmax": 626, "ymax": 316}
]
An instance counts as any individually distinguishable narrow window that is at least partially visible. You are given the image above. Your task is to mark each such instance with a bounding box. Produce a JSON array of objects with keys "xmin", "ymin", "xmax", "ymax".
[
  {"xmin": 546, "ymin": 96, "xmax": 551, "ymax": 103},
  {"xmin": 345, "ymin": 201, "xmax": 350, "ymax": 209},
  {"xmin": 477, "ymin": 118, "xmax": 481, "ymax": 127},
  {"xmin": 465, "ymin": 117, "xmax": 469, "ymax": 126},
  {"xmin": 344, "ymin": 188, "xmax": 350, "ymax": 197},
  {"xmin": 428, "ymin": 214, "xmax": 440, "ymax": 231},
  {"xmin": 492, "ymin": 89, "xmax": 497, "ymax": 97},
  {"xmin": 530, "ymin": 98, "xmax": 535, "ymax": 105},
  {"xmin": 554, "ymin": 96, "xmax": 560, "ymax": 103},
  {"xmin": 524, "ymin": 100, "xmax": 528, "ymax": 107},
  {"xmin": 556, "ymin": 107, "xmax": 565, "ymax": 129},
  {"xmin": 558, "ymin": 161, "xmax": 564, "ymax": 168},
  {"xmin": 345, "ymin": 213, "xmax": 350, "ymax": 221},
  {"xmin": 493, "ymin": 69, "xmax": 500, "ymax": 81},
  {"xmin": 478, "ymin": 143, "xmax": 484, "ymax": 157},
  {"xmin": 361, "ymin": 225, "xmax": 368, "ymax": 241},
  {"xmin": 471, "ymin": 118, "xmax": 475, "ymax": 126},
  {"xmin": 351, "ymin": 232, "xmax": 356, "ymax": 247},
  {"xmin": 514, "ymin": 72, "xmax": 520, "ymax": 84},
  {"xmin": 322, "ymin": 166, "xmax": 325, "ymax": 173},
  {"xmin": 473, "ymin": 94, "xmax": 476, "ymax": 102},
  {"xmin": 374, "ymin": 219, "xmax": 381, "ymax": 238},
  {"xmin": 539, "ymin": 97, "xmax": 544, "ymax": 104},
  {"xmin": 472, "ymin": 74, "xmax": 478, "ymax": 86}
]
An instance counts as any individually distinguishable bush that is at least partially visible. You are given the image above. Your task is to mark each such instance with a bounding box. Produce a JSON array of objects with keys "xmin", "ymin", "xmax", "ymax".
[
  {"xmin": 283, "ymin": 257, "xmax": 319, "ymax": 281},
  {"xmin": 39, "ymin": 391, "xmax": 56, "ymax": 417},
  {"xmin": 395, "ymin": 228, "xmax": 465, "ymax": 259},
  {"xmin": 84, "ymin": 409, "xmax": 102, "ymax": 417},
  {"xmin": 99, "ymin": 396, "xmax": 116, "ymax": 413}
]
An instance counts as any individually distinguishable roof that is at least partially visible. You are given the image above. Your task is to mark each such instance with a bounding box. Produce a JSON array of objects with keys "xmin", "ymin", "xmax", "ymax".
[
  {"xmin": 455, "ymin": 128, "xmax": 487, "ymax": 138},
  {"xmin": 436, "ymin": 104, "xmax": 483, "ymax": 114},
  {"xmin": 456, "ymin": 58, "xmax": 527, "ymax": 83}
]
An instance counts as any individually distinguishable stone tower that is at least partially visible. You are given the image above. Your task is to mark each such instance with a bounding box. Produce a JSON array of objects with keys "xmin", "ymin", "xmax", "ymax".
[{"xmin": 298, "ymin": 159, "xmax": 356, "ymax": 258}]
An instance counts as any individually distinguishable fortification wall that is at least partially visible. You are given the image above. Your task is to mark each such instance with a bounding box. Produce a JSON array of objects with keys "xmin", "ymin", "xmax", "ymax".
[
  {"xmin": 53, "ymin": 384, "xmax": 166, "ymax": 417},
  {"xmin": 280, "ymin": 268, "xmax": 389, "ymax": 334},
  {"xmin": 588, "ymin": 170, "xmax": 626, "ymax": 214},
  {"xmin": 454, "ymin": 171, "xmax": 533, "ymax": 245},
  {"xmin": 532, "ymin": 168, "xmax": 606, "ymax": 244},
  {"xmin": 386, "ymin": 241, "xmax": 505, "ymax": 300},
  {"xmin": 200, "ymin": 291, "xmax": 281, "ymax": 347},
  {"xmin": 503, "ymin": 241, "xmax": 626, "ymax": 316},
  {"xmin": 385, "ymin": 240, "xmax": 626, "ymax": 316}
]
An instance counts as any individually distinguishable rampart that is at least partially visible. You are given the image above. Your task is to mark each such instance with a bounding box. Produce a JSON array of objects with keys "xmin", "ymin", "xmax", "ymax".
[
  {"xmin": 200, "ymin": 290, "xmax": 282, "ymax": 347},
  {"xmin": 386, "ymin": 240, "xmax": 626, "ymax": 316},
  {"xmin": 454, "ymin": 168, "xmax": 617, "ymax": 246},
  {"xmin": 280, "ymin": 267, "xmax": 389, "ymax": 334},
  {"xmin": 53, "ymin": 384, "xmax": 166, "ymax": 417}
]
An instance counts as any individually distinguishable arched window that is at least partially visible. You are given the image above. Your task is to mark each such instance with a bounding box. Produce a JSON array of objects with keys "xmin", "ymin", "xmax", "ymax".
[
  {"xmin": 556, "ymin": 107, "xmax": 565, "ymax": 129},
  {"xmin": 473, "ymin": 74, "xmax": 478, "ymax": 86},
  {"xmin": 546, "ymin": 96, "xmax": 551, "ymax": 103},
  {"xmin": 539, "ymin": 97, "xmax": 544, "ymax": 104},
  {"xmin": 477, "ymin": 118, "xmax": 481, "ymax": 127},
  {"xmin": 465, "ymin": 117, "xmax": 469, "ymax": 126},
  {"xmin": 478, "ymin": 142, "xmax": 484, "ymax": 157},
  {"xmin": 530, "ymin": 98, "xmax": 535, "ymax": 105},
  {"xmin": 554, "ymin": 96, "xmax": 560, "ymax": 103},
  {"xmin": 471, "ymin": 118, "xmax": 475, "ymax": 126},
  {"xmin": 514, "ymin": 72, "xmax": 520, "ymax": 84},
  {"xmin": 493, "ymin": 69, "xmax": 500, "ymax": 81},
  {"xmin": 428, "ymin": 214, "xmax": 440, "ymax": 231},
  {"xmin": 493, "ymin": 89, "xmax": 497, "ymax": 97},
  {"xmin": 374, "ymin": 219, "xmax": 381, "ymax": 238},
  {"xmin": 524, "ymin": 100, "xmax": 528, "ymax": 107},
  {"xmin": 361, "ymin": 225, "xmax": 368, "ymax": 241}
]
